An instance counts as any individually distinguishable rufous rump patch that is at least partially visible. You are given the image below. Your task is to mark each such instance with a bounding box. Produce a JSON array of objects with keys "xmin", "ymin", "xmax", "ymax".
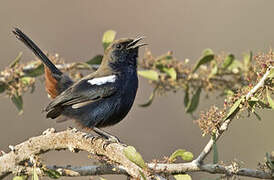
[{"xmin": 44, "ymin": 66, "xmax": 59, "ymax": 99}]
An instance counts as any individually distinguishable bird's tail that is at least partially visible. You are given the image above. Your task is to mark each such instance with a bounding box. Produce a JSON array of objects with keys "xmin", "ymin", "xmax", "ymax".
[
  {"xmin": 12, "ymin": 28, "xmax": 62, "ymax": 76},
  {"xmin": 13, "ymin": 28, "xmax": 73, "ymax": 99}
]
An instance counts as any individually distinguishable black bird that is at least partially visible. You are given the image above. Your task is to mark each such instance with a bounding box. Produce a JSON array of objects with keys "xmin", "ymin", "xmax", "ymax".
[{"xmin": 13, "ymin": 28, "xmax": 146, "ymax": 141}]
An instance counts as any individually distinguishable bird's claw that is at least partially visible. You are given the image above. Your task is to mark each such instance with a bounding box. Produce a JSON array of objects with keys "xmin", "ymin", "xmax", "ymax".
[
  {"xmin": 91, "ymin": 135, "xmax": 102, "ymax": 142},
  {"xmin": 102, "ymin": 135, "xmax": 120, "ymax": 150},
  {"xmin": 83, "ymin": 133, "xmax": 106, "ymax": 143},
  {"xmin": 82, "ymin": 133, "xmax": 95, "ymax": 140},
  {"xmin": 82, "ymin": 133, "xmax": 119, "ymax": 148}
]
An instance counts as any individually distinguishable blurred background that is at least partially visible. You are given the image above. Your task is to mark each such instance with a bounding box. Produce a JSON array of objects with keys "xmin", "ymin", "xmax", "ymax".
[{"xmin": 0, "ymin": 1, "xmax": 273, "ymax": 179}]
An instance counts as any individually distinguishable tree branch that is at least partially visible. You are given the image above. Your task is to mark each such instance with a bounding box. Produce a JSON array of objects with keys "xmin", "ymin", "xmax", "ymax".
[
  {"xmin": 12, "ymin": 162, "xmax": 273, "ymax": 179},
  {"xmin": 0, "ymin": 128, "xmax": 147, "ymax": 179},
  {"xmin": 246, "ymin": 66, "xmax": 273, "ymax": 100},
  {"xmin": 0, "ymin": 127, "xmax": 272, "ymax": 179},
  {"xmin": 148, "ymin": 162, "xmax": 273, "ymax": 179},
  {"xmin": 0, "ymin": 126, "xmax": 272, "ymax": 179},
  {"xmin": 14, "ymin": 164, "xmax": 128, "ymax": 177},
  {"xmin": 194, "ymin": 118, "xmax": 232, "ymax": 164}
]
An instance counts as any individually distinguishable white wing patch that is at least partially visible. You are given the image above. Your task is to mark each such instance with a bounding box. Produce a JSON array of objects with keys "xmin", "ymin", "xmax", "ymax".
[{"xmin": 87, "ymin": 75, "xmax": 116, "ymax": 85}]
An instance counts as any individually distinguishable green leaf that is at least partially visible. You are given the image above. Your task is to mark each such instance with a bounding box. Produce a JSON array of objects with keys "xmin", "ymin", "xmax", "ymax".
[
  {"xmin": 247, "ymin": 98, "xmax": 263, "ymax": 120},
  {"xmin": 138, "ymin": 170, "xmax": 147, "ymax": 180},
  {"xmin": 266, "ymin": 152, "xmax": 274, "ymax": 170},
  {"xmin": 155, "ymin": 63, "xmax": 176, "ymax": 80},
  {"xmin": 0, "ymin": 83, "xmax": 6, "ymax": 93},
  {"xmin": 174, "ymin": 174, "xmax": 192, "ymax": 180},
  {"xmin": 23, "ymin": 62, "xmax": 44, "ymax": 77},
  {"xmin": 193, "ymin": 54, "xmax": 214, "ymax": 73},
  {"xmin": 20, "ymin": 77, "xmax": 34, "ymax": 86},
  {"xmin": 203, "ymin": 48, "xmax": 214, "ymax": 56},
  {"xmin": 163, "ymin": 67, "xmax": 177, "ymax": 80},
  {"xmin": 182, "ymin": 151, "xmax": 194, "ymax": 161},
  {"xmin": 32, "ymin": 167, "xmax": 39, "ymax": 180},
  {"xmin": 102, "ymin": 30, "xmax": 116, "ymax": 50},
  {"xmin": 43, "ymin": 169, "xmax": 61, "ymax": 179},
  {"xmin": 169, "ymin": 149, "xmax": 186, "ymax": 162},
  {"xmin": 243, "ymin": 51, "xmax": 252, "ymax": 71},
  {"xmin": 224, "ymin": 89, "xmax": 234, "ymax": 97},
  {"xmin": 155, "ymin": 63, "xmax": 164, "ymax": 71},
  {"xmin": 11, "ymin": 93, "xmax": 23, "ymax": 115},
  {"xmin": 10, "ymin": 52, "xmax": 23, "ymax": 68},
  {"xmin": 222, "ymin": 54, "xmax": 235, "ymax": 69},
  {"xmin": 138, "ymin": 70, "xmax": 159, "ymax": 81},
  {"xmin": 210, "ymin": 63, "xmax": 218, "ymax": 77},
  {"xmin": 193, "ymin": 49, "xmax": 214, "ymax": 73},
  {"xmin": 139, "ymin": 88, "xmax": 156, "ymax": 107},
  {"xmin": 253, "ymin": 111, "xmax": 262, "ymax": 121},
  {"xmin": 249, "ymin": 97, "xmax": 259, "ymax": 102},
  {"xmin": 13, "ymin": 176, "xmax": 27, "ymax": 180},
  {"xmin": 124, "ymin": 146, "xmax": 147, "ymax": 169},
  {"xmin": 86, "ymin": 55, "xmax": 103, "ymax": 65},
  {"xmin": 227, "ymin": 60, "xmax": 243, "ymax": 73},
  {"xmin": 268, "ymin": 68, "xmax": 274, "ymax": 79},
  {"xmin": 169, "ymin": 149, "xmax": 193, "ymax": 162},
  {"xmin": 266, "ymin": 88, "xmax": 274, "ymax": 109},
  {"xmin": 186, "ymin": 87, "xmax": 202, "ymax": 113},
  {"xmin": 248, "ymin": 98, "xmax": 257, "ymax": 110},
  {"xmin": 184, "ymin": 88, "xmax": 189, "ymax": 107},
  {"xmin": 224, "ymin": 97, "xmax": 243, "ymax": 120},
  {"xmin": 212, "ymin": 134, "xmax": 218, "ymax": 164}
]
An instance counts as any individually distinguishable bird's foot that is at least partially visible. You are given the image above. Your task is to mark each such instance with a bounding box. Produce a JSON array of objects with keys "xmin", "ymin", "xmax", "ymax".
[
  {"xmin": 82, "ymin": 129, "xmax": 122, "ymax": 149},
  {"xmin": 105, "ymin": 134, "xmax": 120, "ymax": 143},
  {"xmin": 82, "ymin": 133, "xmax": 99, "ymax": 142},
  {"xmin": 102, "ymin": 135, "xmax": 120, "ymax": 150},
  {"xmin": 93, "ymin": 127, "xmax": 122, "ymax": 149}
]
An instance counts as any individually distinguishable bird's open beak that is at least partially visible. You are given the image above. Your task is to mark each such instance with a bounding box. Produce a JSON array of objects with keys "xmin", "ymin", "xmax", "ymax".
[{"xmin": 127, "ymin": 37, "xmax": 147, "ymax": 49}]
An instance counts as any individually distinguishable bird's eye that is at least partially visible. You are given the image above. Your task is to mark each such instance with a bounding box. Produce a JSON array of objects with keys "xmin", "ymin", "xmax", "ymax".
[{"xmin": 115, "ymin": 44, "xmax": 122, "ymax": 49}]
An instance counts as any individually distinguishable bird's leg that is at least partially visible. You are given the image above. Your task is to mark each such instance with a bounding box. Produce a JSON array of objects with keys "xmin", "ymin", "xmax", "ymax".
[{"xmin": 93, "ymin": 127, "xmax": 120, "ymax": 143}]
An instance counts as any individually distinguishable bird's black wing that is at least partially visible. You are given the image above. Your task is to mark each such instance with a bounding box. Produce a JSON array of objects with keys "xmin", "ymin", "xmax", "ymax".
[{"xmin": 45, "ymin": 75, "xmax": 118, "ymax": 115}]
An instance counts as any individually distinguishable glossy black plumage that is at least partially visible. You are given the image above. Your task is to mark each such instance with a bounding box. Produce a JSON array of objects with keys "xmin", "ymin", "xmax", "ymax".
[{"xmin": 13, "ymin": 28, "xmax": 144, "ymax": 132}]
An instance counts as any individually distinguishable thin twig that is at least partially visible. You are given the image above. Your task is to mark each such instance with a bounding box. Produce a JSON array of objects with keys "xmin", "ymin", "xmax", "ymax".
[
  {"xmin": 14, "ymin": 162, "xmax": 273, "ymax": 179},
  {"xmin": 194, "ymin": 119, "xmax": 232, "ymax": 164},
  {"xmin": 148, "ymin": 162, "xmax": 273, "ymax": 179},
  {"xmin": 193, "ymin": 66, "xmax": 273, "ymax": 165},
  {"xmin": 15, "ymin": 164, "xmax": 128, "ymax": 177},
  {"xmin": 246, "ymin": 66, "xmax": 273, "ymax": 100}
]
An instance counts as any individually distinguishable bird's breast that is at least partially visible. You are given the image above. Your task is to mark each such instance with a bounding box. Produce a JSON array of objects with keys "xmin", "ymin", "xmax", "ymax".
[{"xmin": 98, "ymin": 70, "xmax": 138, "ymax": 127}]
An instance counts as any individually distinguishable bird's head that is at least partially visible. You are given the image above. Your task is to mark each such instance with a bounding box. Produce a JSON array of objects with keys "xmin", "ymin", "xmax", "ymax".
[{"xmin": 100, "ymin": 37, "xmax": 146, "ymax": 72}]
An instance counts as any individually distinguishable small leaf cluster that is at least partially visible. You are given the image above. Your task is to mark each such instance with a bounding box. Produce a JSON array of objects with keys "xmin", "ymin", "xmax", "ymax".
[
  {"xmin": 0, "ymin": 53, "xmax": 68, "ymax": 113},
  {"xmin": 168, "ymin": 149, "xmax": 194, "ymax": 162},
  {"xmin": 137, "ymin": 48, "xmax": 261, "ymax": 113},
  {"xmin": 196, "ymin": 106, "xmax": 226, "ymax": 136},
  {"xmin": 265, "ymin": 152, "xmax": 274, "ymax": 171}
]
